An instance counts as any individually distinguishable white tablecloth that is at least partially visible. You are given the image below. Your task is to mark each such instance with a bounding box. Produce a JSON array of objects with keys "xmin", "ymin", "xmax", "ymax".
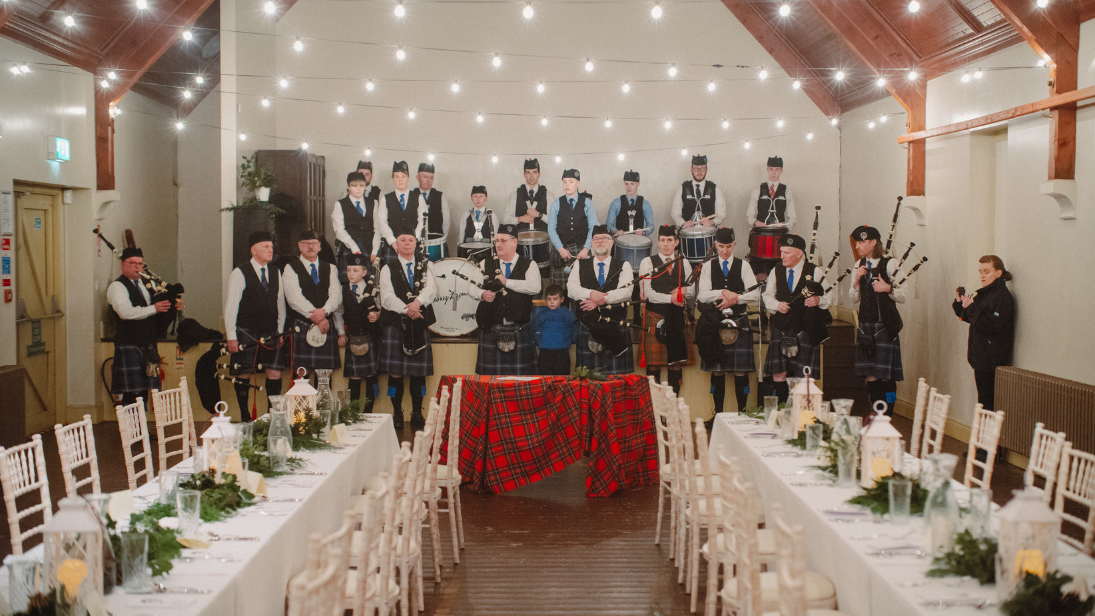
[
  {"xmin": 3, "ymin": 415, "xmax": 399, "ymax": 616},
  {"xmin": 709, "ymin": 413, "xmax": 1095, "ymax": 616}
]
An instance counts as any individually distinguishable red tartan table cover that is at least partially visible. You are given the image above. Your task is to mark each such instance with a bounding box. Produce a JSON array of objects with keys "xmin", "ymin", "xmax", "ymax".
[{"xmin": 434, "ymin": 375, "xmax": 658, "ymax": 497}]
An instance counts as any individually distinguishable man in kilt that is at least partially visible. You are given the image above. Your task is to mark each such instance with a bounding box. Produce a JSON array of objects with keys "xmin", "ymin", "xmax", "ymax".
[
  {"xmin": 695, "ymin": 228, "xmax": 760, "ymax": 424},
  {"xmin": 568, "ymin": 225, "xmax": 635, "ymax": 374},
  {"xmin": 376, "ymin": 161, "xmax": 428, "ymax": 264},
  {"xmin": 334, "ymin": 254, "xmax": 382, "ymax": 412},
  {"xmin": 108, "ymin": 247, "xmax": 182, "ymax": 406},
  {"xmin": 762, "ymin": 233, "xmax": 834, "ymax": 405},
  {"xmin": 282, "ymin": 229, "xmax": 343, "ymax": 378},
  {"xmin": 849, "ymin": 225, "xmax": 906, "ymax": 415},
  {"xmin": 547, "ymin": 168, "xmax": 597, "ymax": 289},
  {"xmin": 224, "ymin": 231, "xmax": 285, "ymax": 420},
  {"xmin": 474, "ymin": 224, "xmax": 542, "ymax": 375},
  {"xmin": 639, "ymin": 225, "xmax": 694, "ymax": 395},
  {"xmin": 379, "ymin": 232, "xmax": 438, "ymax": 429}
]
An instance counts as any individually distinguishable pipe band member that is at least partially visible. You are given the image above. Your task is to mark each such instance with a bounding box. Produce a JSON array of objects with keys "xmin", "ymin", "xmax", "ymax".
[
  {"xmin": 108, "ymin": 247, "xmax": 181, "ymax": 407},
  {"xmin": 640, "ymin": 224, "xmax": 695, "ymax": 395},
  {"xmin": 378, "ymin": 231, "xmax": 438, "ymax": 429},
  {"xmin": 283, "ymin": 229, "xmax": 343, "ymax": 377},
  {"xmin": 746, "ymin": 155, "xmax": 797, "ymax": 281},
  {"xmin": 697, "ymin": 227, "xmax": 761, "ymax": 422},
  {"xmin": 763, "ymin": 233, "xmax": 835, "ymax": 404},
  {"xmin": 460, "ymin": 186, "xmax": 500, "ymax": 244},
  {"xmin": 607, "ymin": 170, "xmax": 655, "ymax": 237},
  {"xmin": 331, "ymin": 165, "xmax": 382, "ymax": 282},
  {"xmin": 849, "ymin": 225, "xmax": 905, "ymax": 415},
  {"xmin": 473, "ymin": 223, "xmax": 542, "ymax": 375},
  {"xmin": 224, "ymin": 231, "xmax": 286, "ymax": 420},
  {"xmin": 548, "ymin": 168, "xmax": 597, "ymax": 289},
  {"xmin": 952, "ymin": 255, "xmax": 1014, "ymax": 411},
  {"xmin": 568, "ymin": 224, "xmax": 635, "ymax": 375},
  {"xmin": 504, "ymin": 158, "xmax": 555, "ymax": 233},
  {"xmin": 415, "ymin": 162, "xmax": 451, "ymax": 258},
  {"xmin": 377, "ymin": 161, "xmax": 429, "ymax": 264},
  {"xmin": 671, "ymin": 154, "xmax": 726, "ymax": 229},
  {"xmin": 334, "ymin": 253, "xmax": 383, "ymax": 412}
]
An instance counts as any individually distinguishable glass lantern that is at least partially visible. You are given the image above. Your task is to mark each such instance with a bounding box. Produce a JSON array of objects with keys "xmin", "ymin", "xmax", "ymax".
[
  {"xmin": 859, "ymin": 401, "xmax": 903, "ymax": 488},
  {"xmin": 790, "ymin": 367, "xmax": 823, "ymax": 433},
  {"xmin": 43, "ymin": 497, "xmax": 104, "ymax": 610},
  {"xmin": 995, "ymin": 487, "xmax": 1060, "ymax": 599},
  {"xmin": 200, "ymin": 401, "xmax": 237, "ymax": 478},
  {"xmin": 286, "ymin": 367, "xmax": 318, "ymax": 424}
]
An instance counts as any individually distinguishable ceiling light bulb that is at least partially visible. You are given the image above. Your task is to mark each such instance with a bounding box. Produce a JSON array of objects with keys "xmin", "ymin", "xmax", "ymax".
[
  {"xmin": 136, "ymin": 0, "xmax": 147, "ymax": 9},
  {"xmin": 20, "ymin": 64, "xmax": 29, "ymax": 73},
  {"xmin": 195, "ymin": 75, "xmax": 204, "ymax": 84},
  {"xmin": 707, "ymin": 81, "xmax": 716, "ymax": 92},
  {"xmin": 451, "ymin": 82, "xmax": 460, "ymax": 92},
  {"xmin": 663, "ymin": 120, "xmax": 672, "ymax": 129},
  {"xmin": 779, "ymin": 4, "xmax": 790, "ymax": 16},
  {"xmin": 668, "ymin": 65, "xmax": 677, "ymax": 77},
  {"xmin": 112, "ymin": 108, "xmax": 121, "ymax": 116},
  {"xmin": 868, "ymin": 121, "xmax": 876, "ymax": 129},
  {"xmin": 364, "ymin": 149, "xmax": 372, "ymax": 156},
  {"xmin": 396, "ymin": 47, "xmax": 406, "ymax": 60},
  {"xmin": 1036, "ymin": 0, "xmax": 1048, "ymax": 7},
  {"xmin": 337, "ymin": 104, "xmax": 345, "ymax": 114},
  {"xmin": 1036, "ymin": 59, "xmax": 1046, "ymax": 67},
  {"xmin": 722, "ymin": 120, "xmax": 730, "ymax": 129},
  {"xmin": 477, "ymin": 113, "xmax": 484, "ymax": 123},
  {"xmin": 523, "ymin": 3, "xmax": 533, "ymax": 19},
  {"xmin": 261, "ymin": 98, "xmax": 271, "ymax": 107},
  {"xmin": 100, "ymin": 79, "xmax": 109, "ymax": 87},
  {"xmin": 428, "ymin": 154, "xmax": 435, "ymax": 162},
  {"xmin": 877, "ymin": 77, "xmax": 886, "ymax": 87},
  {"xmin": 908, "ymin": 70, "xmax": 918, "ymax": 80},
  {"xmin": 63, "ymin": 15, "xmax": 74, "ymax": 27},
  {"xmin": 302, "ymin": 142, "xmax": 309, "ymax": 150},
  {"xmin": 240, "ymin": 133, "xmax": 247, "ymax": 141},
  {"xmin": 555, "ymin": 156, "xmax": 561, "ymax": 163},
  {"xmin": 908, "ymin": 0, "xmax": 919, "ymax": 12},
  {"xmin": 744, "ymin": 141, "xmax": 751, "ymax": 149},
  {"xmin": 621, "ymin": 82, "xmax": 630, "ymax": 93},
  {"xmin": 974, "ymin": 70, "xmax": 983, "ymax": 79},
  {"xmin": 776, "ymin": 119, "xmax": 784, "ymax": 128},
  {"xmin": 759, "ymin": 69, "xmax": 768, "ymax": 80},
  {"xmin": 830, "ymin": 117, "xmax": 838, "ymax": 126},
  {"xmin": 879, "ymin": 115, "xmax": 888, "ymax": 123},
  {"xmin": 366, "ymin": 80, "xmax": 375, "ymax": 91},
  {"xmin": 264, "ymin": 1, "xmax": 276, "ymax": 14},
  {"xmin": 585, "ymin": 60, "xmax": 594, "ymax": 72},
  {"xmin": 108, "ymin": 71, "xmax": 117, "ymax": 80},
  {"xmin": 681, "ymin": 148, "xmax": 687, "ymax": 156},
  {"xmin": 835, "ymin": 70, "xmax": 845, "ymax": 81},
  {"xmin": 492, "ymin": 155, "xmax": 499, "ymax": 163},
  {"xmin": 806, "ymin": 132, "xmax": 814, "ymax": 140},
  {"xmin": 492, "ymin": 54, "xmax": 501, "ymax": 67},
  {"xmin": 182, "ymin": 30, "xmax": 193, "ymax": 41},
  {"xmin": 617, "ymin": 153, "xmax": 625, "ymax": 161},
  {"xmin": 408, "ymin": 110, "xmax": 416, "ymax": 119},
  {"xmin": 394, "ymin": 2, "xmax": 405, "ymax": 17},
  {"xmin": 183, "ymin": 90, "xmax": 191, "ymax": 99},
  {"xmin": 279, "ymin": 78, "xmax": 288, "ymax": 88},
  {"xmin": 293, "ymin": 39, "xmax": 303, "ymax": 51},
  {"xmin": 541, "ymin": 117, "xmax": 548, "ymax": 126},
  {"xmin": 604, "ymin": 119, "xmax": 612, "ymax": 128},
  {"xmin": 961, "ymin": 73, "xmax": 970, "ymax": 82},
  {"xmin": 537, "ymin": 82, "xmax": 545, "ymax": 93},
  {"xmin": 792, "ymin": 80, "xmax": 801, "ymax": 90},
  {"xmin": 651, "ymin": 3, "xmax": 662, "ymax": 18},
  {"xmin": 175, "ymin": 121, "xmax": 184, "ymax": 130}
]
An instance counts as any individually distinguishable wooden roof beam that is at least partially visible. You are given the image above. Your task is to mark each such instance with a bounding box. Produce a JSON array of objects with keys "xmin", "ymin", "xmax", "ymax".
[
  {"xmin": 943, "ymin": 0, "xmax": 986, "ymax": 34},
  {"xmin": 0, "ymin": 2, "xmax": 17, "ymax": 32}
]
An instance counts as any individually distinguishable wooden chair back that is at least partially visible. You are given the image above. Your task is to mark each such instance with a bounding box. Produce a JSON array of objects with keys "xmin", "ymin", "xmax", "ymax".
[
  {"xmin": 909, "ymin": 378, "xmax": 930, "ymax": 458},
  {"xmin": 920, "ymin": 388, "xmax": 951, "ymax": 459},
  {"xmin": 1054, "ymin": 443, "xmax": 1095, "ymax": 556},
  {"xmin": 447, "ymin": 378, "xmax": 463, "ymax": 481},
  {"xmin": 963, "ymin": 405, "xmax": 1005, "ymax": 489},
  {"xmin": 151, "ymin": 379, "xmax": 194, "ymax": 472},
  {"xmin": 0, "ymin": 435, "xmax": 53, "ymax": 555},
  {"xmin": 772, "ymin": 505, "xmax": 807, "ymax": 616},
  {"xmin": 648, "ymin": 376, "xmax": 674, "ymax": 472},
  {"xmin": 54, "ymin": 414, "xmax": 101, "ymax": 498},
  {"xmin": 116, "ymin": 398, "xmax": 155, "ymax": 489},
  {"xmin": 1025, "ymin": 422, "xmax": 1067, "ymax": 504}
]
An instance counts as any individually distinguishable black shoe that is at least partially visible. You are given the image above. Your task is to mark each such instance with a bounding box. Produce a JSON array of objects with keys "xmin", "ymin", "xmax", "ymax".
[
  {"xmin": 410, "ymin": 410, "xmax": 426, "ymax": 428},
  {"xmin": 392, "ymin": 411, "xmax": 404, "ymax": 429}
]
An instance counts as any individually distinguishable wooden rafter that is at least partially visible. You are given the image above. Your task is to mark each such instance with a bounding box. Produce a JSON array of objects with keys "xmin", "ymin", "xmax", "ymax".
[
  {"xmin": 0, "ymin": 2, "xmax": 15, "ymax": 32},
  {"xmin": 942, "ymin": 0, "xmax": 986, "ymax": 34}
]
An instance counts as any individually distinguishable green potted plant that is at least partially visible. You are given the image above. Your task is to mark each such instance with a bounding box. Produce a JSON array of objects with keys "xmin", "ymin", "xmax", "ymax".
[{"xmin": 238, "ymin": 153, "xmax": 275, "ymax": 202}]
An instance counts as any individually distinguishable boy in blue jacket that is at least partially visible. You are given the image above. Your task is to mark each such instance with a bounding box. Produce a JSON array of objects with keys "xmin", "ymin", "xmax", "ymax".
[{"xmin": 531, "ymin": 284, "xmax": 578, "ymax": 375}]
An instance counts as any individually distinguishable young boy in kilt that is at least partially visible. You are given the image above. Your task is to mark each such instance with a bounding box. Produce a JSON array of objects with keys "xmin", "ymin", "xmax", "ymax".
[
  {"xmin": 848, "ymin": 225, "xmax": 906, "ymax": 415},
  {"xmin": 639, "ymin": 225, "xmax": 694, "ymax": 394},
  {"xmin": 695, "ymin": 228, "xmax": 760, "ymax": 424},
  {"xmin": 762, "ymin": 233, "xmax": 835, "ymax": 404},
  {"xmin": 335, "ymin": 254, "xmax": 382, "ymax": 412},
  {"xmin": 473, "ymin": 223, "xmax": 542, "ymax": 375},
  {"xmin": 531, "ymin": 285, "xmax": 577, "ymax": 375},
  {"xmin": 568, "ymin": 225, "xmax": 635, "ymax": 375},
  {"xmin": 282, "ymin": 229, "xmax": 343, "ymax": 378}
]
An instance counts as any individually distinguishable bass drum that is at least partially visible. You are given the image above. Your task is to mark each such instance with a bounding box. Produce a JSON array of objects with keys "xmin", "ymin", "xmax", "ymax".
[
  {"xmin": 680, "ymin": 226, "xmax": 715, "ymax": 264},
  {"xmin": 614, "ymin": 233, "xmax": 652, "ymax": 270},
  {"xmin": 749, "ymin": 226, "xmax": 788, "ymax": 260},
  {"xmin": 428, "ymin": 258, "xmax": 482, "ymax": 337},
  {"xmin": 458, "ymin": 241, "xmax": 491, "ymax": 262},
  {"xmin": 517, "ymin": 230, "xmax": 551, "ymax": 269}
]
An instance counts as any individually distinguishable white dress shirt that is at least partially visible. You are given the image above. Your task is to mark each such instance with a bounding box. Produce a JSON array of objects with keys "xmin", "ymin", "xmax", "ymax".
[
  {"xmin": 224, "ymin": 258, "xmax": 287, "ymax": 341},
  {"xmin": 698, "ymin": 257, "xmax": 760, "ymax": 306},
  {"xmin": 763, "ymin": 257, "xmax": 835, "ymax": 312},
  {"xmin": 376, "ymin": 190, "xmax": 430, "ymax": 246},
  {"xmin": 474, "ymin": 254, "xmax": 542, "ymax": 299},
  {"xmin": 459, "ymin": 207, "xmax": 502, "ymax": 241},
  {"xmin": 330, "ymin": 192, "xmax": 382, "ymax": 255},
  {"xmin": 107, "ymin": 277, "xmax": 156, "ymax": 320},
  {"xmin": 504, "ymin": 183, "xmax": 556, "ymax": 228},
  {"xmin": 639, "ymin": 255, "xmax": 694, "ymax": 304},
  {"xmin": 746, "ymin": 182, "xmax": 797, "ymax": 230},
  {"xmin": 567, "ymin": 256, "xmax": 634, "ymax": 305},
  {"xmin": 282, "ymin": 256, "xmax": 342, "ymax": 318},
  {"xmin": 847, "ymin": 258, "xmax": 907, "ymax": 304},
  {"xmin": 380, "ymin": 257, "xmax": 438, "ymax": 313},
  {"xmin": 670, "ymin": 179, "xmax": 727, "ymax": 227}
]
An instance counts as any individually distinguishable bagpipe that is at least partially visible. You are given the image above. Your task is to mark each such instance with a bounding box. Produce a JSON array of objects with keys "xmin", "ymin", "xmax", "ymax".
[
  {"xmin": 95, "ymin": 228, "xmax": 186, "ymax": 338},
  {"xmin": 396, "ymin": 252, "xmax": 437, "ymax": 356},
  {"xmin": 346, "ymin": 263, "xmax": 383, "ymax": 356},
  {"xmin": 193, "ymin": 328, "xmax": 299, "ymax": 415}
]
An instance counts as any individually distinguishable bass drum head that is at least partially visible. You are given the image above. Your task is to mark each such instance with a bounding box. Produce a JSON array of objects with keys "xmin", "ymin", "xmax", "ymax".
[
  {"xmin": 428, "ymin": 258, "xmax": 482, "ymax": 337},
  {"xmin": 614, "ymin": 233, "xmax": 652, "ymax": 249},
  {"xmin": 517, "ymin": 230, "xmax": 549, "ymax": 245}
]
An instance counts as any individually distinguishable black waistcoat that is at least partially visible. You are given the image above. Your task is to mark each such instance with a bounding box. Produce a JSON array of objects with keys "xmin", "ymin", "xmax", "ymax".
[
  {"xmin": 700, "ymin": 258, "xmax": 748, "ymax": 316},
  {"xmin": 757, "ymin": 182, "xmax": 788, "ymax": 224},
  {"xmin": 515, "ymin": 185, "xmax": 548, "ymax": 231},
  {"xmin": 771, "ymin": 262, "xmax": 817, "ymax": 332},
  {"xmin": 341, "ymin": 277, "xmax": 380, "ymax": 337},
  {"xmin": 286, "ymin": 259, "xmax": 332, "ymax": 322},
  {"xmin": 339, "ymin": 196, "xmax": 376, "ymax": 253},
  {"xmin": 480, "ymin": 256, "xmax": 534, "ymax": 325},
  {"xmin": 680, "ymin": 181, "xmax": 717, "ymax": 221},
  {"xmin": 857, "ymin": 258, "xmax": 903, "ymax": 336},
  {"xmin": 419, "ymin": 189, "xmax": 445, "ymax": 236},
  {"xmin": 579, "ymin": 258, "xmax": 626, "ymax": 321},
  {"xmin": 462, "ymin": 209, "xmax": 495, "ymax": 242},
  {"xmin": 236, "ymin": 263, "xmax": 280, "ymax": 334},
  {"xmin": 614, "ymin": 195, "xmax": 645, "ymax": 232},
  {"xmin": 380, "ymin": 255, "xmax": 435, "ymax": 327},
  {"xmin": 113, "ymin": 275, "xmax": 157, "ymax": 345},
  {"xmin": 649, "ymin": 255, "xmax": 686, "ymax": 296},
  {"xmin": 384, "ymin": 191, "xmax": 421, "ymax": 239},
  {"xmin": 556, "ymin": 193, "xmax": 590, "ymax": 248}
]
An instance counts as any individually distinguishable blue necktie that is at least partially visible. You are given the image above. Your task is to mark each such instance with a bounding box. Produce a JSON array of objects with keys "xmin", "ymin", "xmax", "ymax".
[
  {"xmin": 310, "ymin": 263, "xmax": 319, "ymax": 285},
  {"xmin": 133, "ymin": 279, "xmax": 144, "ymax": 301},
  {"xmin": 355, "ymin": 200, "xmax": 363, "ymax": 216},
  {"xmin": 722, "ymin": 260, "xmax": 729, "ymax": 277},
  {"xmin": 260, "ymin": 266, "xmax": 268, "ymax": 290},
  {"xmin": 351, "ymin": 283, "xmax": 358, "ymax": 297},
  {"xmin": 598, "ymin": 262, "xmax": 605, "ymax": 286},
  {"xmin": 406, "ymin": 262, "xmax": 414, "ymax": 287},
  {"xmin": 865, "ymin": 260, "xmax": 873, "ymax": 285},
  {"xmin": 399, "ymin": 193, "xmax": 406, "ymax": 210},
  {"xmin": 505, "ymin": 262, "xmax": 511, "ymax": 278},
  {"xmin": 629, "ymin": 198, "xmax": 635, "ymax": 207},
  {"xmin": 787, "ymin": 269, "xmax": 795, "ymax": 292},
  {"xmin": 475, "ymin": 210, "xmax": 480, "ymax": 222},
  {"xmin": 569, "ymin": 197, "xmax": 575, "ymax": 208}
]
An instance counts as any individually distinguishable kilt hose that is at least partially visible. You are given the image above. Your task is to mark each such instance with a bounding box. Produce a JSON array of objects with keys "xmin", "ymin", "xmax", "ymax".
[
  {"xmin": 764, "ymin": 325, "xmax": 821, "ymax": 379},
  {"xmin": 854, "ymin": 321, "xmax": 904, "ymax": 381},
  {"xmin": 229, "ymin": 327, "xmax": 284, "ymax": 376},
  {"xmin": 378, "ymin": 324, "xmax": 434, "ymax": 377},
  {"xmin": 576, "ymin": 324, "xmax": 634, "ymax": 375},
  {"xmin": 476, "ymin": 325, "xmax": 538, "ymax": 375},
  {"xmin": 112, "ymin": 343, "xmax": 161, "ymax": 395}
]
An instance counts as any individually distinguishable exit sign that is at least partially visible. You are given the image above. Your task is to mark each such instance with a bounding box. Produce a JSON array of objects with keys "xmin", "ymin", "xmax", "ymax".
[{"xmin": 47, "ymin": 136, "xmax": 70, "ymax": 162}]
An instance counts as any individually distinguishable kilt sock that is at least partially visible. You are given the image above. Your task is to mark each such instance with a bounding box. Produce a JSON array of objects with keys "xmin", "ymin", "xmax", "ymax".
[
  {"xmin": 645, "ymin": 369, "xmax": 661, "ymax": 385},
  {"xmin": 710, "ymin": 373, "xmax": 726, "ymax": 415},
  {"xmin": 365, "ymin": 376, "xmax": 379, "ymax": 413},
  {"xmin": 866, "ymin": 380, "xmax": 884, "ymax": 414},
  {"xmin": 234, "ymin": 382, "xmax": 253, "ymax": 422},
  {"xmin": 882, "ymin": 380, "xmax": 897, "ymax": 415},
  {"xmin": 349, "ymin": 378, "xmax": 362, "ymax": 403},
  {"xmin": 388, "ymin": 377, "xmax": 405, "ymax": 426},
  {"xmin": 121, "ymin": 392, "xmax": 140, "ymax": 407},
  {"xmin": 734, "ymin": 375, "xmax": 750, "ymax": 412},
  {"xmin": 409, "ymin": 376, "xmax": 426, "ymax": 423},
  {"xmin": 775, "ymin": 381, "xmax": 789, "ymax": 406},
  {"xmin": 265, "ymin": 376, "xmax": 282, "ymax": 400},
  {"xmin": 667, "ymin": 369, "xmax": 682, "ymax": 395}
]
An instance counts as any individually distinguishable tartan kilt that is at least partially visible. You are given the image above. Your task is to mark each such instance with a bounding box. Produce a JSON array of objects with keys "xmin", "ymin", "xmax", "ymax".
[
  {"xmin": 549, "ymin": 244, "xmax": 581, "ymax": 289},
  {"xmin": 378, "ymin": 324, "xmax": 434, "ymax": 377},
  {"xmin": 112, "ymin": 343, "xmax": 161, "ymax": 394},
  {"xmin": 854, "ymin": 321, "xmax": 904, "ymax": 381},
  {"xmin": 342, "ymin": 334, "xmax": 380, "ymax": 379},
  {"xmin": 576, "ymin": 325, "xmax": 634, "ymax": 375},
  {"xmin": 700, "ymin": 327, "xmax": 755, "ymax": 373},
  {"xmin": 764, "ymin": 326, "xmax": 821, "ymax": 378},
  {"xmin": 640, "ymin": 312, "xmax": 696, "ymax": 368},
  {"xmin": 229, "ymin": 327, "xmax": 284, "ymax": 376},
  {"xmin": 476, "ymin": 324, "xmax": 538, "ymax": 375},
  {"xmin": 286, "ymin": 316, "xmax": 341, "ymax": 372}
]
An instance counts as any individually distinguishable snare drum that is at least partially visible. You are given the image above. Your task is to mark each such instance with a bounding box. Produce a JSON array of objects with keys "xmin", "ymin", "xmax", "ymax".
[
  {"xmin": 425, "ymin": 233, "xmax": 447, "ymax": 262},
  {"xmin": 517, "ymin": 231, "xmax": 551, "ymax": 269},
  {"xmin": 457, "ymin": 241, "xmax": 491, "ymax": 262},
  {"xmin": 680, "ymin": 226, "xmax": 715, "ymax": 263},
  {"xmin": 748, "ymin": 227, "xmax": 787, "ymax": 260},
  {"xmin": 428, "ymin": 258, "xmax": 481, "ymax": 337},
  {"xmin": 614, "ymin": 233, "xmax": 652, "ymax": 270}
]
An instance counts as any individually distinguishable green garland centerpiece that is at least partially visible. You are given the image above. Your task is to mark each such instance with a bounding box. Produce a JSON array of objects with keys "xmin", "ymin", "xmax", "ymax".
[
  {"xmin": 178, "ymin": 472, "xmax": 256, "ymax": 522},
  {"xmin": 108, "ymin": 502, "xmax": 182, "ymax": 577},
  {"xmin": 846, "ymin": 473, "xmax": 929, "ymax": 515},
  {"xmin": 926, "ymin": 530, "xmax": 998, "ymax": 585},
  {"xmin": 1001, "ymin": 571, "xmax": 1095, "ymax": 616},
  {"xmin": 12, "ymin": 587, "xmax": 85, "ymax": 616},
  {"xmin": 786, "ymin": 422, "xmax": 833, "ymax": 450},
  {"xmin": 572, "ymin": 366, "xmax": 608, "ymax": 381}
]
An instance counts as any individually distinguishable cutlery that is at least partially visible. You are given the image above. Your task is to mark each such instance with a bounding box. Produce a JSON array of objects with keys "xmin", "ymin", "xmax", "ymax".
[
  {"xmin": 294, "ymin": 472, "xmax": 328, "ymax": 476},
  {"xmin": 790, "ymin": 481, "xmax": 833, "ymax": 487},
  {"xmin": 180, "ymin": 556, "xmax": 240, "ymax": 563},
  {"xmin": 260, "ymin": 497, "xmax": 303, "ymax": 503},
  {"xmin": 920, "ymin": 598, "xmax": 995, "ymax": 610},
  {"xmin": 208, "ymin": 533, "xmax": 260, "ymax": 541},
  {"xmin": 763, "ymin": 452, "xmax": 802, "ymax": 458},
  {"xmin": 154, "ymin": 583, "xmax": 211, "ymax": 594},
  {"xmin": 868, "ymin": 549, "xmax": 926, "ymax": 558}
]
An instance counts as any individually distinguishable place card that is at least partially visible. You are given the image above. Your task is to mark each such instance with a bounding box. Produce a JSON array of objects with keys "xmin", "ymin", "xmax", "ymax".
[
  {"xmin": 108, "ymin": 490, "xmax": 136, "ymax": 521},
  {"xmin": 327, "ymin": 424, "xmax": 351, "ymax": 445},
  {"xmin": 177, "ymin": 537, "xmax": 212, "ymax": 550},
  {"xmin": 240, "ymin": 470, "xmax": 267, "ymax": 496}
]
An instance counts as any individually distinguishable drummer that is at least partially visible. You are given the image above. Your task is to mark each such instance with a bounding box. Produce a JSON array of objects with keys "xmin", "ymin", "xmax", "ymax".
[
  {"xmin": 746, "ymin": 155, "xmax": 797, "ymax": 281},
  {"xmin": 504, "ymin": 158, "xmax": 555, "ymax": 232},
  {"xmin": 473, "ymin": 223, "xmax": 542, "ymax": 375},
  {"xmin": 547, "ymin": 168, "xmax": 598, "ymax": 288},
  {"xmin": 459, "ymin": 186, "xmax": 501, "ymax": 245},
  {"xmin": 331, "ymin": 168, "xmax": 381, "ymax": 283},
  {"xmin": 606, "ymin": 170, "xmax": 654, "ymax": 237},
  {"xmin": 671, "ymin": 154, "xmax": 726, "ymax": 229},
  {"xmin": 415, "ymin": 163, "xmax": 451, "ymax": 258},
  {"xmin": 568, "ymin": 225, "xmax": 634, "ymax": 374},
  {"xmin": 376, "ymin": 161, "xmax": 428, "ymax": 263},
  {"xmin": 640, "ymin": 225, "xmax": 694, "ymax": 395}
]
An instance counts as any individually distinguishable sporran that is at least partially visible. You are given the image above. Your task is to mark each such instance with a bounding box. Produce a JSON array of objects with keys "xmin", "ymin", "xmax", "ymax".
[
  {"xmin": 495, "ymin": 325, "xmax": 519, "ymax": 353},
  {"xmin": 348, "ymin": 335, "xmax": 370, "ymax": 356}
]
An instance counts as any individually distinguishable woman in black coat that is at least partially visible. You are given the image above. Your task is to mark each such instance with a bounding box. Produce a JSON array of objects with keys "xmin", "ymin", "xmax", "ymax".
[{"xmin": 952, "ymin": 255, "xmax": 1015, "ymax": 410}]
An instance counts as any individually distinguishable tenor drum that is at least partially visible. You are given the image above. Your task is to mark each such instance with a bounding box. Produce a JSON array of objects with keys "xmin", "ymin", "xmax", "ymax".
[
  {"xmin": 425, "ymin": 233, "xmax": 447, "ymax": 262},
  {"xmin": 680, "ymin": 226, "xmax": 715, "ymax": 263},
  {"xmin": 748, "ymin": 227, "xmax": 787, "ymax": 260},
  {"xmin": 428, "ymin": 258, "xmax": 481, "ymax": 337},
  {"xmin": 517, "ymin": 230, "xmax": 551, "ymax": 269},
  {"xmin": 457, "ymin": 241, "xmax": 491, "ymax": 262},
  {"xmin": 614, "ymin": 234, "xmax": 652, "ymax": 270}
]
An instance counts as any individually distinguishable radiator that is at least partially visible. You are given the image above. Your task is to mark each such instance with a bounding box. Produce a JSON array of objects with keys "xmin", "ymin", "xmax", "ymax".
[
  {"xmin": 997, "ymin": 367, "xmax": 1095, "ymax": 455},
  {"xmin": 0, "ymin": 365, "xmax": 27, "ymax": 448}
]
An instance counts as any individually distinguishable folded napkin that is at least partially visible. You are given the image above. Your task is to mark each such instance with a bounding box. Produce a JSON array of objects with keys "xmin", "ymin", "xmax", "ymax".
[
  {"xmin": 177, "ymin": 537, "xmax": 212, "ymax": 550},
  {"xmin": 109, "ymin": 490, "xmax": 137, "ymax": 522},
  {"xmin": 327, "ymin": 424, "xmax": 351, "ymax": 445}
]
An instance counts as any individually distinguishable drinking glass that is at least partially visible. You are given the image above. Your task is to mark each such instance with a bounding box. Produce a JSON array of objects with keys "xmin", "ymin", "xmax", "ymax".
[
  {"xmin": 763, "ymin": 396, "xmax": 779, "ymax": 422},
  {"xmin": 779, "ymin": 409, "xmax": 796, "ymax": 439},
  {"xmin": 159, "ymin": 470, "xmax": 179, "ymax": 506},
  {"xmin": 967, "ymin": 488, "xmax": 993, "ymax": 538},
  {"xmin": 817, "ymin": 400, "xmax": 831, "ymax": 424},
  {"xmin": 120, "ymin": 532, "xmax": 152, "ymax": 593},
  {"xmin": 830, "ymin": 398, "xmax": 854, "ymax": 417},
  {"xmin": 837, "ymin": 443, "xmax": 857, "ymax": 487},
  {"xmin": 317, "ymin": 408, "xmax": 332, "ymax": 440},
  {"xmin": 805, "ymin": 424, "xmax": 824, "ymax": 451},
  {"xmin": 176, "ymin": 489, "xmax": 202, "ymax": 539},
  {"xmin": 5, "ymin": 557, "xmax": 40, "ymax": 611},
  {"xmin": 335, "ymin": 389, "xmax": 351, "ymax": 419},
  {"xmin": 270, "ymin": 436, "xmax": 290, "ymax": 472},
  {"xmin": 237, "ymin": 422, "xmax": 254, "ymax": 448},
  {"xmin": 889, "ymin": 476, "xmax": 912, "ymax": 524},
  {"xmin": 193, "ymin": 446, "xmax": 207, "ymax": 472}
]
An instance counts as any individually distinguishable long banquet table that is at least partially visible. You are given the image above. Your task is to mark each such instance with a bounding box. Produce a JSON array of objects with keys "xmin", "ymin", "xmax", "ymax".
[
  {"xmin": 709, "ymin": 412, "xmax": 1095, "ymax": 616},
  {"xmin": 2, "ymin": 415, "xmax": 399, "ymax": 616},
  {"xmin": 434, "ymin": 375, "xmax": 658, "ymax": 497}
]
